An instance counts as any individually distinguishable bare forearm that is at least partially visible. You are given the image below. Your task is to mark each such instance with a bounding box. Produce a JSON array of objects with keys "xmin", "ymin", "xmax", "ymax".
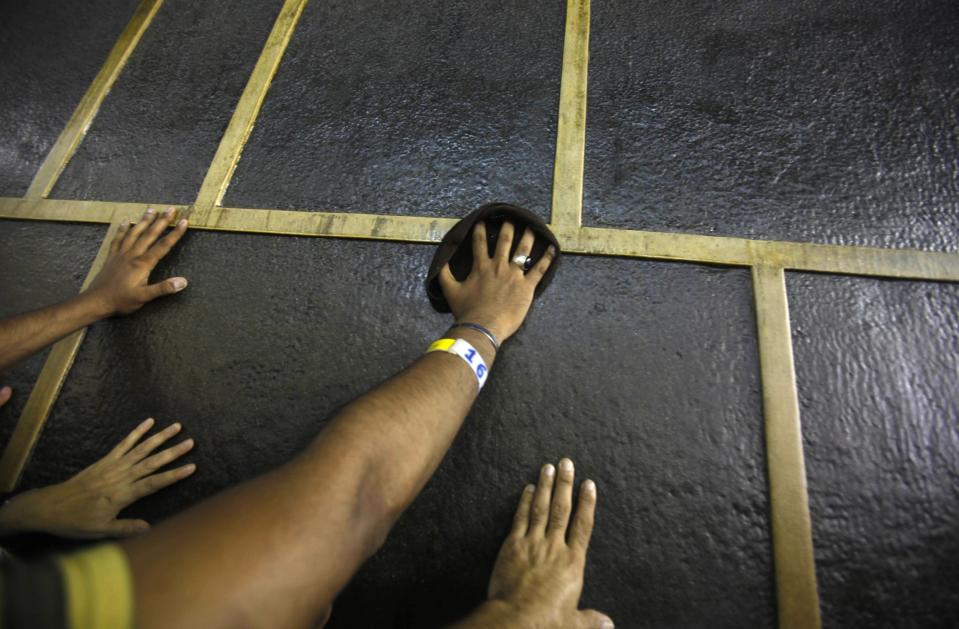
[
  {"xmin": 304, "ymin": 327, "xmax": 496, "ymax": 529},
  {"xmin": 0, "ymin": 293, "xmax": 107, "ymax": 372}
]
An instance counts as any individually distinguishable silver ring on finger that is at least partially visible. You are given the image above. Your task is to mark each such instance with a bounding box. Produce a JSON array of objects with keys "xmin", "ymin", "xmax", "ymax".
[{"xmin": 512, "ymin": 254, "xmax": 532, "ymax": 271}]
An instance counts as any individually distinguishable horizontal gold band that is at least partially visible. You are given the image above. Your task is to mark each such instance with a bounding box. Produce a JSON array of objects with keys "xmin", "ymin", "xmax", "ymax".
[{"xmin": 2, "ymin": 196, "xmax": 957, "ymax": 282}]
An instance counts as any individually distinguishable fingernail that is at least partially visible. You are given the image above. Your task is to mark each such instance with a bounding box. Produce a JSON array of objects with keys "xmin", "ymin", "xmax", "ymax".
[
  {"xmin": 560, "ymin": 458, "xmax": 574, "ymax": 472},
  {"xmin": 145, "ymin": 208, "xmax": 155, "ymax": 215},
  {"xmin": 185, "ymin": 463, "xmax": 196, "ymax": 473},
  {"xmin": 172, "ymin": 422, "xmax": 181, "ymax": 431},
  {"xmin": 163, "ymin": 207, "xmax": 173, "ymax": 215},
  {"xmin": 584, "ymin": 479, "xmax": 596, "ymax": 494},
  {"xmin": 177, "ymin": 218, "xmax": 188, "ymax": 228},
  {"xmin": 543, "ymin": 464, "xmax": 555, "ymax": 477},
  {"xmin": 0, "ymin": 385, "xmax": 11, "ymax": 396},
  {"xmin": 184, "ymin": 438, "xmax": 194, "ymax": 447},
  {"xmin": 524, "ymin": 484, "xmax": 535, "ymax": 493},
  {"xmin": 601, "ymin": 620, "xmax": 614, "ymax": 629},
  {"xmin": 172, "ymin": 278, "xmax": 188, "ymax": 291},
  {"xmin": 143, "ymin": 417, "xmax": 155, "ymax": 426}
]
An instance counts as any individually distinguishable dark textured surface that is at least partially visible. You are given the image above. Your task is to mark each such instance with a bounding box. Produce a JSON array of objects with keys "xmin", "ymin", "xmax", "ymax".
[
  {"xmin": 0, "ymin": 221, "xmax": 105, "ymax": 451},
  {"xmin": 584, "ymin": 0, "xmax": 959, "ymax": 252},
  {"xmin": 790, "ymin": 275, "xmax": 959, "ymax": 628},
  {"xmin": 0, "ymin": 0, "xmax": 139, "ymax": 197},
  {"xmin": 51, "ymin": 0, "xmax": 283, "ymax": 205},
  {"xmin": 224, "ymin": 0, "xmax": 563, "ymax": 220},
  {"xmin": 19, "ymin": 233, "xmax": 773, "ymax": 628}
]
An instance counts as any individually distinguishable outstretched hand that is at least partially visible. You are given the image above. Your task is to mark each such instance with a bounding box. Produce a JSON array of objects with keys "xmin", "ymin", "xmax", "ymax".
[
  {"xmin": 439, "ymin": 221, "xmax": 556, "ymax": 343},
  {"xmin": 482, "ymin": 459, "xmax": 612, "ymax": 628},
  {"xmin": 85, "ymin": 207, "xmax": 189, "ymax": 317},
  {"xmin": 0, "ymin": 418, "xmax": 196, "ymax": 538}
]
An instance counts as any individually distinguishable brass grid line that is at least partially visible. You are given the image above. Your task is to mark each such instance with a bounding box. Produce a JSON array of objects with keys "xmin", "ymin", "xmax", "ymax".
[
  {"xmin": 24, "ymin": 0, "xmax": 164, "ymax": 200},
  {"xmin": 753, "ymin": 266, "xmax": 822, "ymax": 629},
  {"xmin": 190, "ymin": 0, "xmax": 310, "ymax": 225},
  {"xmin": 550, "ymin": 0, "xmax": 590, "ymax": 227},
  {"xmin": 2, "ymin": 0, "xmax": 958, "ymax": 627},
  {"xmin": 2, "ymin": 196, "xmax": 958, "ymax": 281},
  {"xmin": 0, "ymin": 222, "xmax": 121, "ymax": 491}
]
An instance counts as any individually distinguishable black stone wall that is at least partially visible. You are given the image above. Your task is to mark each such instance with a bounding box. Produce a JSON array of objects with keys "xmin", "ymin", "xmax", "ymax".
[
  {"xmin": 225, "ymin": 0, "xmax": 564, "ymax": 220},
  {"xmin": 584, "ymin": 1, "xmax": 959, "ymax": 251},
  {"xmin": 1, "ymin": 0, "xmax": 957, "ymax": 627},
  {"xmin": 0, "ymin": 221, "xmax": 105, "ymax": 449},
  {"xmin": 15, "ymin": 232, "xmax": 773, "ymax": 628},
  {"xmin": 52, "ymin": 0, "xmax": 283, "ymax": 205},
  {"xmin": 790, "ymin": 275, "xmax": 959, "ymax": 629},
  {"xmin": 0, "ymin": 0, "xmax": 139, "ymax": 196}
]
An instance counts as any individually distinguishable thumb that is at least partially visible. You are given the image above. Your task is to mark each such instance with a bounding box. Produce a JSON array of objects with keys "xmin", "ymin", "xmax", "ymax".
[
  {"xmin": 578, "ymin": 609, "xmax": 614, "ymax": 629},
  {"xmin": 143, "ymin": 277, "xmax": 188, "ymax": 302},
  {"xmin": 106, "ymin": 519, "xmax": 151, "ymax": 537}
]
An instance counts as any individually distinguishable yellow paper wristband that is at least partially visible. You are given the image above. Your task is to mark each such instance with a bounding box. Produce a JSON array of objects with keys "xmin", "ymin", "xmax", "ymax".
[
  {"xmin": 427, "ymin": 338, "xmax": 456, "ymax": 353},
  {"xmin": 426, "ymin": 337, "xmax": 489, "ymax": 390}
]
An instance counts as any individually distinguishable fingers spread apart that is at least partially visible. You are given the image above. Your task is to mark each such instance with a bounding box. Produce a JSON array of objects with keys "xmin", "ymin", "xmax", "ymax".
[
  {"xmin": 142, "ymin": 216, "xmax": 188, "ymax": 266},
  {"xmin": 120, "ymin": 208, "xmax": 157, "ymax": 253},
  {"xmin": 131, "ymin": 437, "xmax": 194, "ymax": 479},
  {"xmin": 109, "ymin": 417, "xmax": 156, "ymax": 459},
  {"xmin": 129, "ymin": 463, "xmax": 196, "ymax": 501},
  {"xmin": 124, "ymin": 422, "xmax": 182, "ymax": 464},
  {"xmin": 117, "ymin": 207, "xmax": 188, "ymax": 265},
  {"xmin": 131, "ymin": 207, "xmax": 175, "ymax": 256},
  {"xmin": 512, "ymin": 460, "xmax": 598, "ymax": 553}
]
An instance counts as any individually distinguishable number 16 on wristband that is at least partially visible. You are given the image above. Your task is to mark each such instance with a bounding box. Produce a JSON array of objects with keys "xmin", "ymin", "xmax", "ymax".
[{"xmin": 427, "ymin": 338, "xmax": 489, "ymax": 390}]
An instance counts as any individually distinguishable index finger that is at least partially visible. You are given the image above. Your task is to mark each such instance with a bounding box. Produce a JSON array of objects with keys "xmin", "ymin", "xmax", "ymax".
[
  {"xmin": 568, "ymin": 479, "xmax": 597, "ymax": 554},
  {"xmin": 526, "ymin": 245, "xmax": 556, "ymax": 285},
  {"xmin": 143, "ymin": 218, "xmax": 188, "ymax": 266},
  {"xmin": 109, "ymin": 418, "xmax": 156, "ymax": 458}
]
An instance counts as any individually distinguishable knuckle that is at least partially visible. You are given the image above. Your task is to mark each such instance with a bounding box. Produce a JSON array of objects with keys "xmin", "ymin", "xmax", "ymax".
[{"xmin": 530, "ymin": 504, "xmax": 549, "ymax": 522}]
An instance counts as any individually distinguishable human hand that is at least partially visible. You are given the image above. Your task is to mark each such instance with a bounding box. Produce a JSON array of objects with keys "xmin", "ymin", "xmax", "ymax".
[
  {"xmin": 439, "ymin": 221, "xmax": 556, "ymax": 343},
  {"xmin": 0, "ymin": 418, "xmax": 195, "ymax": 538},
  {"xmin": 84, "ymin": 207, "xmax": 189, "ymax": 317},
  {"xmin": 484, "ymin": 459, "xmax": 612, "ymax": 629},
  {"xmin": 0, "ymin": 385, "xmax": 10, "ymax": 408}
]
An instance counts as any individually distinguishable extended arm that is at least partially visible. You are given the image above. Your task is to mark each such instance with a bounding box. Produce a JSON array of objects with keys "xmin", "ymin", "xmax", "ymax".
[
  {"xmin": 0, "ymin": 418, "xmax": 195, "ymax": 538},
  {"xmin": 0, "ymin": 207, "xmax": 188, "ymax": 374},
  {"xmin": 122, "ymin": 221, "xmax": 556, "ymax": 629}
]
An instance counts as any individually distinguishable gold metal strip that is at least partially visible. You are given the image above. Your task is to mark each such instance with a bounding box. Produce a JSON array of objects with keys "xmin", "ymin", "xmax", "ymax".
[
  {"xmin": 24, "ymin": 0, "xmax": 164, "ymax": 200},
  {"xmin": 190, "ymin": 0, "xmax": 310, "ymax": 225},
  {"xmin": 3, "ymin": 198, "xmax": 958, "ymax": 281},
  {"xmin": 0, "ymin": 221, "xmax": 120, "ymax": 491},
  {"xmin": 753, "ymin": 265, "xmax": 821, "ymax": 629},
  {"xmin": 550, "ymin": 0, "xmax": 590, "ymax": 227}
]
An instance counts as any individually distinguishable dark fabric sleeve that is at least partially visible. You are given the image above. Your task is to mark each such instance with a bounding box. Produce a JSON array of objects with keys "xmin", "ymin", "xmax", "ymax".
[{"xmin": 1, "ymin": 553, "xmax": 66, "ymax": 629}]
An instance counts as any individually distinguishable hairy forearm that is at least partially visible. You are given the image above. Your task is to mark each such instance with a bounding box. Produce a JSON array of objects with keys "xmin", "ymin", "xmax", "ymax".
[
  {"xmin": 0, "ymin": 293, "xmax": 107, "ymax": 372},
  {"xmin": 303, "ymin": 327, "xmax": 496, "ymax": 537}
]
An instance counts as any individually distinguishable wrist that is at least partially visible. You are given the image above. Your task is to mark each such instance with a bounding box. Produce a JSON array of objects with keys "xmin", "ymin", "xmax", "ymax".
[
  {"xmin": 0, "ymin": 489, "xmax": 49, "ymax": 536},
  {"xmin": 454, "ymin": 315, "xmax": 511, "ymax": 345},
  {"xmin": 445, "ymin": 327, "xmax": 496, "ymax": 369},
  {"xmin": 76, "ymin": 289, "xmax": 116, "ymax": 320}
]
